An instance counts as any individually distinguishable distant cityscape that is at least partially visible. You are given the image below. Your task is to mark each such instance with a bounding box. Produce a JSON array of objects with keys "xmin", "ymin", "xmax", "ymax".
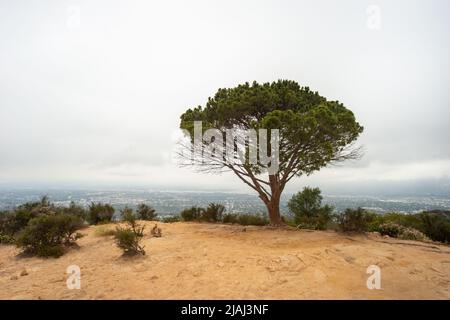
[{"xmin": 1, "ymin": 188, "xmax": 450, "ymax": 216}]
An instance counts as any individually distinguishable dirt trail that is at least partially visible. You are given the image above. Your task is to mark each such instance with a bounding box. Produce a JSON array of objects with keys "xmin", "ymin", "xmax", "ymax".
[{"xmin": 0, "ymin": 222, "xmax": 449, "ymax": 299}]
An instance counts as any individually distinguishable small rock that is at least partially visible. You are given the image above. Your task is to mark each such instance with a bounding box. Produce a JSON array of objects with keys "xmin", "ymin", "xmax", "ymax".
[
  {"xmin": 150, "ymin": 275, "xmax": 159, "ymax": 280},
  {"xmin": 193, "ymin": 271, "xmax": 202, "ymax": 277},
  {"xmin": 344, "ymin": 256, "xmax": 355, "ymax": 264},
  {"xmin": 217, "ymin": 262, "xmax": 225, "ymax": 268},
  {"xmin": 20, "ymin": 270, "xmax": 28, "ymax": 276},
  {"xmin": 266, "ymin": 266, "xmax": 276, "ymax": 272},
  {"xmin": 10, "ymin": 275, "xmax": 18, "ymax": 280}
]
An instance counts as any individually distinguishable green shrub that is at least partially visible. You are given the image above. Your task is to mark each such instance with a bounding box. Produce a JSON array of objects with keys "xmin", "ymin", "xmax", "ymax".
[
  {"xmin": 368, "ymin": 212, "xmax": 422, "ymax": 232},
  {"xmin": 180, "ymin": 206, "xmax": 204, "ymax": 221},
  {"xmin": 201, "ymin": 203, "xmax": 225, "ymax": 222},
  {"xmin": 222, "ymin": 213, "xmax": 238, "ymax": 224},
  {"xmin": 367, "ymin": 211, "xmax": 450, "ymax": 243},
  {"xmin": 88, "ymin": 202, "xmax": 115, "ymax": 225},
  {"xmin": 160, "ymin": 215, "xmax": 181, "ymax": 223},
  {"xmin": 294, "ymin": 208, "xmax": 332, "ymax": 230},
  {"xmin": 62, "ymin": 201, "xmax": 88, "ymax": 221},
  {"xmin": 337, "ymin": 208, "xmax": 377, "ymax": 232},
  {"xmin": 0, "ymin": 233, "xmax": 14, "ymax": 244},
  {"xmin": 0, "ymin": 212, "xmax": 16, "ymax": 241},
  {"xmin": 418, "ymin": 212, "xmax": 450, "ymax": 243},
  {"xmin": 120, "ymin": 207, "xmax": 135, "ymax": 220},
  {"xmin": 398, "ymin": 227, "xmax": 428, "ymax": 241},
  {"xmin": 222, "ymin": 213, "xmax": 268, "ymax": 226},
  {"xmin": 0, "ymin": 196, "xmax": 63, "ymax": 242},
  {"xmin": 15, "ymin": 214, "xmax": 84, "ymax": 257},
  {"xmin": 17, "ymin": 196, "xmax": 54, "ymax": 214},
  {"xmin": 287, "ymin": 187, "xmax": 333, "ymax": 230},
  {"xmin": 115, "ymin": 208, "xmax": 145, "ymax": 256},
  {"xmin": 115, "ymin": 229, "xmax": 145, "ymax": 255},
  {"xmin": 136, "ymin": 204, "xmax": 157, "ymax": 221},
  {"xmin": 378, "ymin": 222, "xmax": 403, "ymax": 237},
  {"xmin": 7, "ymin": 208, "xmax": 40, "ymax": 233},
  {"xmin": 238, "ymin": 214, "xmax": 268, "ymax": 226},
  {"xmin": 1, "ymin": 196, "xmax": 56, "ymax": 237},
  {"xmin": 378, "ymin": 222, "xmax": 429, "ymax": 241}
]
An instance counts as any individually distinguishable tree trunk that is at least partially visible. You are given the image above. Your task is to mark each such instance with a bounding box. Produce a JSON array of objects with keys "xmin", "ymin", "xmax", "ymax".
[
  {"xmin": 260, "ymin": 175, "xmax": 284, "ymax": 226},
  {"xmin": 267, "ymin": 202, "xmax": 282, "ymax": 225},
  {"xmin": 265, "ymin": 193, "xmax": 283, "ymax": 226}
]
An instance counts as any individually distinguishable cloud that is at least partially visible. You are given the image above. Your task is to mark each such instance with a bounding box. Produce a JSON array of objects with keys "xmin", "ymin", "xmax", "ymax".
[{"xmin": 0, "ymin": 0, "xmax": 449, "ymax": 193}]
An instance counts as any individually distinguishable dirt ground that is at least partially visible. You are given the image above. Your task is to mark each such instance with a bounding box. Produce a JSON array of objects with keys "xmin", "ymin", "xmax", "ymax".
[{"xmin": 0, "ymin": 221, "xmax": 449, "ymax": 299}]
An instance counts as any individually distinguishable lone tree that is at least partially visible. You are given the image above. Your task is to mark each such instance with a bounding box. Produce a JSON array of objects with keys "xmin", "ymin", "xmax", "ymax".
[{"xmin": 178, "ymin": 80, "xmax": 363, "ymax": 225}]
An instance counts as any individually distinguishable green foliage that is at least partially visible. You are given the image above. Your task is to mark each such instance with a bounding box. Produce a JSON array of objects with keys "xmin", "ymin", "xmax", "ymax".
[
  {"xmin": 287, "ymin": 187, "xmax": 333, "ymax": 230},
  {"xmin": 333, "ymin": 209, "xmax": 450, "ymax": 243},
  {"xmin": 368, "ymin": 211, "xmax": 450, "ymax": 243},
  {"xmin": 180, "ymin": 81, "xmax": 363, "ymax": 175},
  {"xmin": 417, "ymin": 212, "xmax": 450, "ymax": 243},
  {"xmin": 62, "ymin": 201, "xmax": 88, "ymax": 221},
  {"xmin": 0, "ymin": 233, "xmax": 14, "ymax": 244},
  {"xmin": 17, "ymin": 195, "xmax": 53, "ymax": 213},
  {"xmin": 222, "ymin": 213, "xmax": 238, "ymax": 224},
  {"xmin": 367, "ymin": 212, "xmax": 421, "ymax": 232},
  {"xmin": 136, "ymin": 204, "xmax": 157, "ymax": 221},
  {"xmin": 120, "ymin": 207, "xmax": 135, "ymax": 221},
  {"xmin": 160, "ymin": 215, "xmax": 181, "ymax": 223},
  {"xmin": 0, "ymin": 212, "xmax": 18, "ymax": 241},
  {"xmin": 398, "ymin": 227, "xmax": 428, "ymax": 241},
  {"xmin": 377, "ymin": 222, "xmax": 403, "ymax": 237},
  {"xmin": 378, "ymin": 222, "xmax": 428, "ymax": 241},
  {"xmin": 179, "ymin": 205, "xmax": 268, "ymax": 226},
  {"xmin": 115, "ymin": 207, "xmax": 145, "ymax": 256},
  {"xmin": 201, "ymin": 203, "xmax": 226, "ymax": 222},
  {"xmin": 0, "ymin": 196, "xmax": 61, "ymax": 242},
  {"xmin": 180, "ymin": 206, "xmax": 204, "ymax": 221},
  {"xmin": 337, "ymin": 208, "xmax": 377, "ymax": 232},
  {"xmin": 114, "ymin": 228, "xmax": 145, "ymax": 256},
  {"xmin": 222, "ymin": 213, "xmax": 268, "ymax": 226},
  {"xmin": 88, "ymin": 202, "xmax": 115, "ymax": 225},
  {"xmin": 15, "ymin": 214, "xmax": 84, "ymax": 257}
]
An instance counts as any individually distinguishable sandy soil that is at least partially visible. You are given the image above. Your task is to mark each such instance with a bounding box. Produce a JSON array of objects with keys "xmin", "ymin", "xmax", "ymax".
[{"xmin": 0, "ymin": 221, "xmax": 449, "ymax": 300}]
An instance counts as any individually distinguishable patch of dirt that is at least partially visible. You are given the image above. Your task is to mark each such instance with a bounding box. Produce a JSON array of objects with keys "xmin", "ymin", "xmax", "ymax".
[{"xmin": 0, "ymin": 222, "xmax": 449, "ymax": 299}]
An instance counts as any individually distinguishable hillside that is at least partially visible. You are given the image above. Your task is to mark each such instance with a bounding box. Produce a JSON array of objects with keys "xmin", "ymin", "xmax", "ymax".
[{"xmin": 0, "ymin": 222, "xmax": 449, "ymax": 299}]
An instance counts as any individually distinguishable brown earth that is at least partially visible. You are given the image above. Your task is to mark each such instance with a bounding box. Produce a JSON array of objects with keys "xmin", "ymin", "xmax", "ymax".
[{"xmin": 0, "ymin": 221, "xmax": 449, "ymax": 299}]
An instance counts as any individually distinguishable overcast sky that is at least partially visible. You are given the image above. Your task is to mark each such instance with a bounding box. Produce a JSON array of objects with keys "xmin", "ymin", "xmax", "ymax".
[{"xmin": 0, "ymin": 0, "xmax": 449, "ymax": 194}]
